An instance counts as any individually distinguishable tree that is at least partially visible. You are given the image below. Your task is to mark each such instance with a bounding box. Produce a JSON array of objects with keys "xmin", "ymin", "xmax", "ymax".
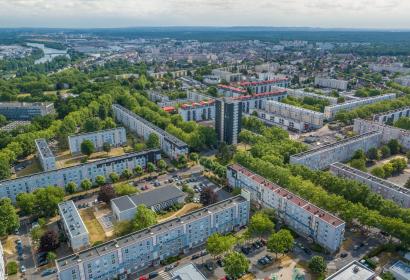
[
  {"xmin": 39, "ymin": 230, "xmax": 59, "ymax": 252},
  {"xmin": 83, "ymin": 117, "xmax": 102, "ymax": 132},
  {"xmin": 80, "ymin": 179, "xmax": 92, "ymax": 191},
  {"xmin": 109, "ymin": 172, "xmax": 120, "ymax": 183},
  {"xmin": 98, "ymin": 185, "xmax": 116, "ymax": 204},
  {"xmin": 387, "ymin": 139, "xmax": 401, "ymax": 155},
  {"xmin": 200, "ymin": 186, "xmax": 218, "ymax": 206},
  {"xmin": 206, "ymin": 233, "xmax": 237, "ymax": 258},
  {"xmin": 33, "ymin": 186, "xmax": 65, "ymax": 217},
  {"xmin": 383, "ymin": 163, "xmax": 394, "ymax": 178},
  {"xmin": 114, "ymin": 221, "xmax": 134, "ymax": 237},
  {"xmin": 366, "ymin": 147, "xmax": 380, "ymax": 161},
  {"xmin": 189, "ymin": 152, "xmax": 199, "ymax": 163},
  {"xmin": 380, "ymin": 145, "xmax": 391, "ymax": 158},
  {"xmin": 30, "ymin": 226, "xmax": 44, "ymax": 243},
  {"xmin": 147, "ymin": 162, "xmax": 156, "ymax": 173},
  {"xmin": 80, "ymin": 140, "xmax": 95, "ymax": 156},
  {"xmin": 6, "ymin": 261, "xmax": 18, "ymax": 275},
  {"xmin": 134, "ymin": 165, "xmax": 143, "ymax": 176},
  {"xmin": 134, "ymin": 143, "xmax": 145, "ymax": 152},
  {"xmin": 0, "ymin": 158, "xmax": 11, "ymax": 180},
  {"xmin": 146, "ymin": 133, "xmax": 160, "ymax": 149},
  {"xmin": 95, "ymin": 175, "xmax": 106, "ymax": 186},
  {"xmin": 46, "ymin": 251, "xmax": 57, "ymax": 262},
  {"xmin": 16, "ymin": 193, "xmax": 36, "ymax": 215},
  {"xmin": 102, "ymin": 142, "xmax": 111, "ymax": 154},
  {"xmin": 308, "ymin": 256, "xmax": 326, "ymax": 275},
  {"xmin": 223, "ymin": 252, "xmax": 249, "ymax": 279},
  {"xmin": 380, "ymin": 272, "xmax": 396, "ymax": 280},
  {"xmin": 405, "ymin": 178, "xmax": 410, "ymax": 189},
  {"xmin": 0, "ymin": 198, "xmax": 19, "ymax": 236},
  {"xmin": 157, "ymin": 159, "xmax": 167, "ymax": 170},
  {"xmin": 349, "ymin": 159, "xmax": 366, "ymax": 171},
  {"xmin": 177, "ymin": 155, "xmax": 187, "ymax": 167},
  {"xmin": 121, "ymin": 169, "xmax": 133, "ymax": 179},
  {"xmin": 352, "ymin": 149, "xmax": 366, "ymax": 160},
  {"xmin": 248, "ymin": 212, "xmax": 275, "ymax": 239},
  {"xmin": 371, "ymin": 166, "xmax": 385, "ymax": 178},
  {"xmin": 267, "ymin": 229, "xmax": 294, "ymax": 259},
  {"xmin": 133, "ymin": 204, "xmax": 157, "ymax": 231},
  {"xmin": 65, "ymin": 181, "xmax": 77, "ymax": 194},
  {"xmin": 115, "ymin": 183, "xmax": 138, "ymax": 196}
]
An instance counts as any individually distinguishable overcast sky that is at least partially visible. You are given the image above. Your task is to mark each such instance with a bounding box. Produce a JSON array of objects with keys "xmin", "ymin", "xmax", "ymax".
[{"xmin": 1, "ymin": 0, "xmax": 410, "ymax": 29}]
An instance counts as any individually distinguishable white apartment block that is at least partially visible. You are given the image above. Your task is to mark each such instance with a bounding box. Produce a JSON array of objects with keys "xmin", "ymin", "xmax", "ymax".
[
  {"xmin": 287, "ymin": 88, "xmax": 338, "ymax": 105},
  {"xmin": 0, "ymin": 102, "xmax": 55, "ymax": 120},
  {"xmin": 314, "ymin": 77, "xmax": 348, "ymax": 91},
  {"xmin": 373, "ymin": 106, "xmax": 410, "ymax": 124},
  {"xmin": 211, "ymin": 69, "xmax": 242, "ymax": 83},
  {"xmin": 330, "ymin": 163, "xmax": 410, "ymax": 208},
  {"xmin": 68, "ymin": 127, "xmax": 127, "ymax": 155},
  {"xmin": 227, "ymin": 164, "xmax": 345, "ymax": 253},
  {"xmin": 323, "ymin": 94, "xmax": 396, "ymax": 120},
  {"xmin": 394, "ymin": 76, "xmax": 410, "ymax": 87},
  {"xmin": 325, "ymin": 260, "xmax": 376, "ymax": 280},
  {"xmin": 239, "ymin": 78, "xmax": 289, "ymax": 94},
  {"xmin": 178, "ymin": 100, "xmax": 215, "ymax": 122},
  {"xmin": 0, "ymin": 149, "xmax": 161, "ymax": 202},
  {"xmin": 149, "ymin": 70, "xmax": 188, "ymax": 79},
  {"xmin": 112, "ymin": 104, "xmax": 188, "ymax": 160},
  {"xmin": 0, "ymin": 242, "xmax": 4, "ymax": 280},
  {"xmin": 59, "ymin": 201, "xmax": 90, "ymax": 252},
  {"xmin": 236, "ymin": 89, "xmax": 288, "ymax": 114},
  {"xmin": 290, "ymin": 131, "xmax": 382, "ymax": 170},
  {"xmin": 56, "ymin": 194, "xmax": 250, "ymax": 280},
  {"xmin": 35, "ymin": 138, "xmax": 57, "ymax": 171},
  {"xmin": 370, "ymin": 63, "xmax": 410, "ymax": 74}
]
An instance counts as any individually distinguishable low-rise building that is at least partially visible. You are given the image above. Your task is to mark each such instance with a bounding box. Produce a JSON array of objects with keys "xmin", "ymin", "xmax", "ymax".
[
  {"xmin": 314, "ymin": 77, "xmax": 348, "ymax": 91},
  {"xmin": 68, "ymin": 127, "xmax": 127, "ymax": 155},
  {"xmin": 170, "ymin": 263, "xmax": 207, "ymax": 280},
  {"xmin": 325, "ymin": 260, "xmax": 376, "ymax": 280},
  {"xmin": 58, "ymin": 200, "xmax": 90, "ymax": 252},
  {"xmin": 386, "ymin": 260, "xmax": 410, "ymax": 280},
  {"xmin": 35, "ymin": 138, "xmax": 57, "ymax": 171},
  {"xmin": 178, "ymin": 100, "xmax": 215, "ymax": 122},
  {"xmin": 373, "ymin": 106, "xmax": 410, "ymax": 124},
  {"xmin": 227, "ymin": 164, "xmax": 345, "ymax": 253},
  {"xmin": 56, "ymin": 194, "xmax": 250, "ymax": 280},
  {"xmin": 111, "ymin": 186, "xmax": 186, "ymax": 221},
  {"xmin": 112, "ymin": 104, "xmax": 188, "ymax": 159},
  {"xmin": 0, "ymin": 102, "xmax": 55, "ymax": 120}
]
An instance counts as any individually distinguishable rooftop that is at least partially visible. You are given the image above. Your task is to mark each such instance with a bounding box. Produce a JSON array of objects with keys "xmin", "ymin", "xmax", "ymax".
[
  {"xmin": 325, "ymin": 260, "xmax": 375, "ymax": 280},
  {"xmin": 180, "ymin": 100, "xmax": 215, "ymax": 109},
  {"xmin": 35, "ymin": 138, "xmax": 54, "ymax": 159},
  {"xmin": 388, "ymin": 260, "xmax": 410, "ymax": 280},
  {"xmin": 325, "ymin": 93, "xmax": 396, "ymax": 109},
  {"xmin": 239, "ymin": 77, "xmax": 288, "ymax": 87},
  {"xmin": 68, "ymin": 127, "xmax": 125, "ymax": 139},
  {"xmin": 58, "ymin": 200, "xmax": 88, "ymax": 238},
  {"xmin": 267, "ymin": 100, "xmax": 325, "ymax": 116},
  {"xmin": 0, "ymin": 102, "xmax": 54, "ymax": 108},
  {"xmin": 170, "ymin": 263, "xmax": 207, "ymax": 280},
  {"xmin": 232, "ymin": 89, "xmax": 287, "ymax": 101}
]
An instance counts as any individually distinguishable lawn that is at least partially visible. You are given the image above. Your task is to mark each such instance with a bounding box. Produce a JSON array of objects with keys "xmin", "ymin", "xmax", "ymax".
[
  {"xmin": 79, "ymin": 208, "xmax": 106, "ymax": 244},
  {"xmin": 56, "ymin": 147, "xmax": 127, "ymax": 168}
]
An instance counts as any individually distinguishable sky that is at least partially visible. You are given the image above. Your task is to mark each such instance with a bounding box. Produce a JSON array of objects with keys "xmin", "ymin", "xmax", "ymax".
[{"xmin": 0, "ymin": 0, "xmax": 410, "ymax": 29}]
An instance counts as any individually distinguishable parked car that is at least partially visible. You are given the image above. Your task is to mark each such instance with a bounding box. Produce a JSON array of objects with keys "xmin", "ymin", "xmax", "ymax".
[
  {"xmin": 148, "ymin": 272, "xmax": 159, "ymax": 279},
  {"xmin": 303, "ymin": 248, "xmax": 312, "ymax": 255},
  {"xmin": 205, "ymin": 262, "xmax": 214, "ymax": 271},
  {"xmin": 217, "ymin": 259, "xmax": 224, "ymax": 267},
  {"xmin": 20, "ymin": 265, "xmax": 26, "ymax": 273},
  {"xmin": 191, "ymin": 254, "xmax": 200, "ymax": 260},
  {"xmin": 340, "ymin": 252, "xmax": 348, "ymax": 258},
  {"xmin": 241, "ymin": 246, "xmax": 251, "ymax": 255},
  {"xmin": 41, "ymin": 269, "xmax": 57, "ymax": 277}
]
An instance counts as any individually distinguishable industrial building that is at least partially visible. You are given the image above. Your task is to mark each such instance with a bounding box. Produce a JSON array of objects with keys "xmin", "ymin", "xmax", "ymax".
[
  {"xmin": 0, "ymin": 102, "xmax": 55, "ymax": 120},
  {"xmin": 56, "ymin": 194, "xmax": 250, "ymax": 280},
  {"xmin": 58, "ymin": 200, "xmax": 90, "ymax": 252},
  {"xmin": 0, "ymin": 149, "xmax": 161, "ymax": 202},
  {"xmin": 215, "ymin": 98, "xmax": 242, "ymax": 145},
  {"xmin": 68, "ymin": 127, "xmax": 127, "ymax": 155},
  {"xmin": 289, "ymin": 131, "xmax": 382, "ymax": 170},
  {"xmin": 35, "ymin": 138, "xmax": 57, "ymax": 171},
  {"xmin": 314, "ymin": 77, "xmax": 348, "ymax": 91},
  {"xmin": 325, "ymin": 260, "xmax": 376, "ymax": 280},
  {"xmin": 112, "ymin": 104, "xmax": 188, "ymax": 160},
  {"xmin": 178, "ymin": 100, "xmax": 215, "ymax": 122},
  {"xmin": 330, "ymin": 163, "xmax": 410, "ymax": 208},
  {"xmin": 111, "ymin": 186, "xmax": 186, "ymax": 221},
  {"xmin": 373, "ymin": 106, "xmax": 410, "ymax": 124},
  {"xmin": 227, "ymin": 164, "xmax": 345, "ymax": 253}
]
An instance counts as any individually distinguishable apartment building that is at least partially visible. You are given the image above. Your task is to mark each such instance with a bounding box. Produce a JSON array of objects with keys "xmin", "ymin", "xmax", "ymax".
[
  {"xmin": 149, "ymin": 70, "xmax": 188, "ymax": 79},
  {"xmin": 314, "ymin": 77, "xmax": 348, "ymax": 91},
  {"xmin": 287, "ymin": 88, "xmax": 338, "ymax": 105},
  {"xmin": 370, "ymin": 63, "xmax": 410, "ymax": 74},
  {"xmin": 386, "ymin": 260, "xmax": 410, "ymax": 280},
  {"xmin": 59, "ymin": 201, "xmax": 90, "ymax": 252},
  {"xmin": 111, "ymin": 186, "xmax": 186, "ymax": 221},
  {"xmin": 35, "ymin": 138, "xmax": 57, "ymax": 171},
  {"xmin": 227, "ymin": 164, "xmax": 345, "ymax": 253},
  {"xmin": 235, "ymin": 89, "xmax": 288, "ymax": 113},
  {"xmin": 56, "ymin": 194, "xmax": 250, "ymax": 280},
  {"xmin": 178, "ymin": 100, "xmax": 215, "ymax": 122},
  {"xmin": 0, "ymin": 102, "xmax": 55, "ymax": 120},
  {"xmin": 112, "ymin": 104, "xmax": 188, "ymax": 160},
  {"xmin": 68, "ymin": 127, "xmax": 127, "ymax": 155},
  {"xmin": 289, "ymin": 131, "xmax": 382, "ymax": 170},
  {"xmin": 373, "ymin": 106, "xmax": 410, "ymax": 124},
  {"xmin": 0, "ymin": 149, "xmax": 161, "ymax": 202},
  {"xmin": 330, "ymin": 163, "xmax": 410, "ymax": 208},
  {"xmin": 239, "ymin": 78, "xmax": 289, "ymax": 94},
  {"xmin": 215, "ymin": 99, "xmax": 242, "ymax": 145},
  {"xmin": 323, "ymin": 94, "xmax": 396, "ymax": 120},
  {"xmin": 394, "ymin": 76, "xmax": 410, "ymax": 87},
  {"xmin": 217, "ymin": 84, "xmax": 247, "ymax": 97},
  {"xmin": 211, "ymin": 69, "xmax": 242, "ymax": 83}
]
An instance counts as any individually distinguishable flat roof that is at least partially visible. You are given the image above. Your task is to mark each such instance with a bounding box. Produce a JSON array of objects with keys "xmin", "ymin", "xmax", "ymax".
[
  {"xmin": 35, "ymin": 138, "xmax": 54, "ymax": 159},
  {"xmin": 58, "ymin": 200, "xmax": 88, "ymax": 238},
  {"xmin": 68, "ymin": 127, "xmax": 125, "ymax": 139},
  {"xmin": 170, "ymin": 263, "xmax": 207, "ymax": 280},
  {"xmin": 239, "ymin": 78, "xmax": 288, "ymax": 87},
  {"xmin": 325, "ymin": 261, "xmax": 375, "ymax": 280},
  {"xmin": 388, "ymin": 260, "xmax": 410, "ymax": 280},
  {"xmin": 0, "ymin": 102, "xmax": 53, "ymax": 108}
]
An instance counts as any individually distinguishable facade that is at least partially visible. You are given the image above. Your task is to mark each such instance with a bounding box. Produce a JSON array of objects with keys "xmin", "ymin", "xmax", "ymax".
[
  {"xmin": 234, "ymin": 89, "xmax": 288, "ymax": 113},
  {"xmin": 35, "ymin": 138, "xmax": 57, "ymax": 171},
  {"xmin": 149, "ymin": 70, "xmax": 188, "ymax": 79},
  {"xmin": 56, "ymin": 194, "xmax": 250, "ymax": 280},
  {"xmin": 325, "ymin": 260, "xmax": 376, "ymax": 280},
  {"xmin": 0, "ymin": 149, "xmax": 161, "ymax": 202},
  {"xmin": 386, "ymin": 260, "xmax": 410, "ymax": 280},
  {"xmin": 227, "ymin": 164, "xmax": 345, "ymax": 253},
  {"xmin": 59, "ymin": 200, "xmax": 90, "ymax": 252},
  {"xmin": 217, "ymin": 84, "xmax": 247, "ymax": 97},
  {"xmin": 0, "ymin": 242, "xmax": 4, "ymax": 280},
  {"xmin": 330, "ymin": 163, "xmax": 410, "ymax": 208},
  {"xmin": 289, "ymin": 131, "xmax": 382, "ymax": 170},
  {"xmin": 314, "ymin": 77, "xmax": 348, "ymax": 91},
  {"xmin": 68, "ymin": 127, "xmax": 127, "ymax": 155},
  {"xmin": 211, "ymin": 69, "xmax": 242, "ymax": 83},
  {"xmin": 215, "ymin": 99, "xmax": 242, "ymax": 145},
  {"xmin": 0, "ymin": 102, "xmax": 55, "ymax": 120},
  {"xmin": 111, "ymin": 186, "xmax": 186, "ymax": 221},
  {"xmin": 112, "ymin": 104, "xmax": 188, "ymax": 159},
  {"xmin": 178, "ymin": 100, "xmax": 215, "ymax": 122},
  {"xmin": 394, "ymin": 76, "xmax": 410, "ymax": 87},
  {"xmin": 370, "ymin": 63, "xmax": 410, "ymax": 74},
  {"xmin": 239, "ymin": 78, "xmax": 289, "ymax": 93},
  {"xmin": 373, "ymin": 106, "xmax": 410, "ymax": 124},
  {"xmin": 252, "ymin": 110, "xmax": 319, "ymax": 132},
  {"xmin": 287, "ymin": 88, "xmax": 338, "ymax": 105},
  {"xmin": 323, "ymin": 94, "xmax": 396, "ymax": 120}
]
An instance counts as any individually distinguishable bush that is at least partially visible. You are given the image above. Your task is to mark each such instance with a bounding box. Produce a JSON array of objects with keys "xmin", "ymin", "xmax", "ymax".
[{"xmin": 6, "ymin": 261, "xmax": 18, "ymax": 275}]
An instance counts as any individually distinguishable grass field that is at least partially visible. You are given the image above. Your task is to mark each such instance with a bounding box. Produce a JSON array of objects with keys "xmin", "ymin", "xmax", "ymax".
[{"xmin": 79, "ymin": 208, "xmax": 106, "ymax": 244}]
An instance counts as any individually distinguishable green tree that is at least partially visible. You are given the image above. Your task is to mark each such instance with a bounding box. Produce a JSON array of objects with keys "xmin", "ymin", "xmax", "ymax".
[
  {"xmin": 0, "ymin": 198, "xmax": 19, "ymax": 236},
  {"xmin": 95, "ymin": 175, "xmax": 106, "ymax": 186},
  {"xmin": 65, "ymin": 181, "xmax": 77, "ymax": 194},
  {"xmin": 16, "ymin": 193, "xmax": 36, "ymax": 215},
  {"xmin": 380, "ymin": 145, "xmax": 391, "ymax": 158},
  {"xmin": 83, "ymin": 117, "xmax": 102, "ymax": 132},
  {"xmin": 146, "ymin": 133, "xmax": 160, "ymax": 149},
  {"xmin": 147, "ymin": 162, "xmax": 156, "ymax": 173},
  {"xmin": 133, "ymin": 204, "xmax": 157, "ymax": 231},
  {"xmin": 352, "ymin": 149, "xmax": 366, "ymax": 160},
  {"xmin": 47, "ymin": 251, "xmax": 57, "ymax": 262},
  {"xmin": 114, "ymin": 220, "xmax": 134, "ymax": 237},
  {"xmin": 189, "ymin": 152, "xmax": 199, "ymax": 162},
  {"xmin": 387, "ymin": 139, "xmax": 401, "ymax": 154},
  {"xmin": 6, "ymin": 261, "xmax": 18, "ymax": 275},
  {"xmin": 371, "ymin": 166, "xmax": 385, "ymax": 178},
  {"xmin": 206, "ymin": 233, "xmax": 237, "ymax": 258},
  {"xmin": 366, "ymin": 147, "xmax": 380, "ymax": 161},
  {"xmin": 267, "ymin": 229, "xmax": 294, "ymax": 259},
  {"xmin": 121, "ymin": 169, "xmax": 133, "ymax": 179},
  {"xmin": 248, "ymin": 212, "xmax": 275, "ymax": 239},
  {"xmin": 134, "ymin": 143, "xmax": 145, "ymax": 152},
  {"xmin": 405, "ymin": 177, "xmax": 410, "ymax": 189},
  {"xmin": 383, "ymin": 163, "xmax": 394, "ymax": 178},
  {"xmin": 308, "ymin": 256, "xmax": 326, "ymax": 275},
  {"xmin": 134, "ymin": 165, "xmax": 143, "ymax": 176},
  {"xmin": 0, "ymin": 158, "xmax": 11, "ymax": 180},
  {"xmin": 30, "ymin": 226, "xmax": 44, "ymax": 243},
  {"xmin": 102, "ymin": 142, "xmax": 111, "ymax": 154},
  {"xmin": 349, "ymin": 159, "xmax": 367, "ymax": 171},
  {"xmin": 80, "ymin": 140, "xmax": 95, "ymax": 156},
  {"xmin": 109, "ymin": 172, "xmax": 120, "ymax": 183},
  {"xmin": 115, "ymin": 183, "xmax": 138, "ymax": 196},
  {"xmin": 80, "ymin": 179, "xmax": 92, "ymax": 191},
  {"xmin": 157, "ymin": 159, "xmax": 167, "ymax": 170},
  {"xmin": 33, "ymin": 186, "xmax": 65, "ymax": 217},
  {"xmin": 223, "ymin": 252, "xmax": 250, "ymax": 279}
]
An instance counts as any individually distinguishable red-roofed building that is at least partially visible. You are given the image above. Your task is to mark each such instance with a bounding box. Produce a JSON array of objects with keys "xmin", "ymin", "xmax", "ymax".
[
  {"xmin": 162, "ymin": 106, "xmax": 176, "ymax": 113},
  {"xmin": 178, "ymin": 100, "xmax": 215, "ymax": 122}
]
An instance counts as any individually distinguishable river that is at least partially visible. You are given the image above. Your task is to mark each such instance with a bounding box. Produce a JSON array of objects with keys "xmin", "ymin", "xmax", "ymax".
[{"xmin": 27, "ymin": 42, "xmax": 69, "ymax": 64}]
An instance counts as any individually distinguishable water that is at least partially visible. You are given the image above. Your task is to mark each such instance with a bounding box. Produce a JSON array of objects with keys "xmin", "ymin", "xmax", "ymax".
[{"xmin": 26, "ymin": 43, "xmax": 69, "ymax": 64}]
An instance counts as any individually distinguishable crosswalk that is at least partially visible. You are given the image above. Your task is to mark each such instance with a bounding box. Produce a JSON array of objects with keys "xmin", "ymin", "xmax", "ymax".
[{"xmin": 158, "ymin": 270, "xmax": 171, "ymax": 280}]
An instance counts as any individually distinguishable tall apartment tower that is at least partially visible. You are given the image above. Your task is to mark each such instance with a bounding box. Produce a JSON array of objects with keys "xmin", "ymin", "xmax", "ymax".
[{"xmin": 215, "ymin": 98, "xmax": 242, "ymax": 145}]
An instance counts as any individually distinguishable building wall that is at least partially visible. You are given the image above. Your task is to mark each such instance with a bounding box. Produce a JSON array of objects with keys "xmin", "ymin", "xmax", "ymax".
[
  {"xmin": 373, "ymin": 107, "xmax": 410, "ymax": 124},
  {"xmin": 35, "ymin": 139, "xmax": 57, "ymax": 172},
  {"xmin": 251, "ymin": 110, "xmax": 319, "ymax": 132},
  {"xmin": 178, "ymin": 103, "xmax": 215, "ymax": 122},
  {"xmin": 314, "ymin": 77, "xmax": 348, "ymax": 91},
  {"xmin": 287, "ymin": 88, "xmax": 338, "ymax": 105},
  {"xmin": 215, "ymin": 100, "xmax": 242, "ymax": 145},
  {"xmin": 0, "ymin": 102, "xmax": 55, "ymax": 120},
  {"xmin": 239, "ymin": 91, "xmax": 287, "ymax": 114},
  {"xmin": 0, "ymin": 242, "xmax": 4, "ymax": 280},
  {"xmin": 68, "ymin": 127, "xmax": 127, "ymax": 155}
]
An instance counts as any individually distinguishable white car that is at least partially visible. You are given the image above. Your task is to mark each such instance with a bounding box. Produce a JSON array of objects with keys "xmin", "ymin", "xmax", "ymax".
[{"xmin": 20, "ymin": 265, "xmax": 26, "ymax": 273}]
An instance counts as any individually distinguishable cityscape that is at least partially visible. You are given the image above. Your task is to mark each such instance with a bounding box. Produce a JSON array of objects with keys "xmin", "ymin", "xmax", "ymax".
[{"xmin": 0, "ymin": 1, "xmax": 410, "ymax": 280}]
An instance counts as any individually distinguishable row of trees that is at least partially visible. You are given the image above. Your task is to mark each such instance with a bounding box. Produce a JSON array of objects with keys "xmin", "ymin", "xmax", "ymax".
[{"xmin": 371, "ymin": 158, "xmax": 407, "ymax": 179}]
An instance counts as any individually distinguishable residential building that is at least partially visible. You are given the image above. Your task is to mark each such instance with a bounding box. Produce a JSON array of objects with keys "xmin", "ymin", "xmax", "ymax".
[
  {"xmin": 149, "ymin": 70, "xmax": 188, "ymax": 79},
  {"xmin": 0, "ymin": 149, "xmax": 161, "ymax": 202},
  {"xmin": 59, "ymin": 201, "xmax": 90, "ymax": 252},
  {"xmin": 289, "ymin": 131, "xmax": 382, "ymax": 170},
  {"xmin": 112, "ymin": 104, "xmax": 188, "ymax": 159},
  {"xmin": 170, "ymin": 263, "xmax": 207, "ymax": 280},
  {"xmin": 227, "ymin": 164, "xmax": 345, "ymax": 253},
  {"xmin": 111, "ymin": 186, "xmax": 186, "ymax": 221},
  {"xmin": 68, "ymin": 127, "xmax": 127, "ymax": 155},
  {"xmin": 0, "ymin": 102, "xmax": 55, "ymax": 120},
  {"xmin": 35, "ymin": 138, "xmax": 57, "ymax": 171},
  {"xmin": 325, "ymin": 260, "xmax": 376, "ymax": 280},
  {"xmin": 234, "ymin": 89, "xmax": 288, "ymax": 113},
  {"xmin": 56, "ymin": 194, "xmax": 250, "ymax": 280},
  {"xmin": 323, "ymin": 94, "xmax": 396, "ymax": 120},
  {"xmin": 0, "ymin": 121, "xmax": 31, "ymax": 132},
  {"xmin": 239, "ymin": 78, "xmax": 289, "ymax": 93},
  {"xmin": 330, "ymin": 163, "xmax": 410, "ymax": 208},
  {"xmin": 287, "ymin": 88, "xmax": 338, "ymax": 105},
  {"xmin": 394, "ymin": 76, "xmax": 410, "ymax": 87},
  {"xmin": 314, "ymin": 77, "xmax": 348, "ymax": 91},
  {"xmin": 386, "ymin": 260, "xmax": 410, "ymax": 280},
  {"xmin": 370, "ymin": 63, "xmax": 410, "ymax": 74},
  {"xmin": 217, "ymin": 84, "xmax": 247, "ymax": 97},
  {"xmin": 373, "ymin": 106, "xmax": 410, "ymax": 124},
  {"xmin": 211, "ymin": 69, "xmax": 242, "ymax": 83},
  {"xmin": 178, "ymin": 100, "xmax": 215, "ymax": 122},
  {"xmin": 0, "ymin": 242, "xmax": 4, "ymax": 280},
  {"xmin": 215, "ymin": 99, "xmax": 242, "ymax": 145}
]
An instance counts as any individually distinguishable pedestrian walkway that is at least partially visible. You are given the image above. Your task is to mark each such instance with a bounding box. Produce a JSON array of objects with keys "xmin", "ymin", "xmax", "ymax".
[{"xmin": 158, "ymin": 270, "xmax": 171, "ymax": 280}]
